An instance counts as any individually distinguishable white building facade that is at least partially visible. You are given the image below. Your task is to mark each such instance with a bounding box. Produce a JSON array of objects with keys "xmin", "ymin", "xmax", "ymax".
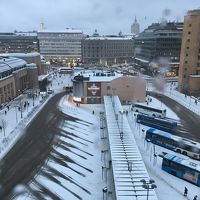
[{"xmin": 38, "ymin": 29, "xmax": 84, "ymax": 65}]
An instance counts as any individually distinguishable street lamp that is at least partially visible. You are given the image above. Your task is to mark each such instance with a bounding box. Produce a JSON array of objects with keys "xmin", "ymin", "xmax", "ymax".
[
  {"xmin": 140, "ymin": 179, "xmax": 157, "ymax": 200},
  {"xmin": 119, "ymin": 110, "xmax": 125, "ymax": 139}
]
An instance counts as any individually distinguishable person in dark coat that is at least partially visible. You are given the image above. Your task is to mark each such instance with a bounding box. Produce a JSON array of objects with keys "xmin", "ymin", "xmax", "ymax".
[
  {"xmin": 193, "ymin": 195, "xmax": 198, "ymax": 200},
  {"xmin": 184, "ymin": 187, "xmax": 188, "ymax": 196}
]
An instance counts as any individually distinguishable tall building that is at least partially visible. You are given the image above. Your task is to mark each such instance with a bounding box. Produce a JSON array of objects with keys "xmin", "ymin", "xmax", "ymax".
[
  {"xmin": 134, "ymin": 22, "xmax": 183, "ymax": 76},
  {"xmin": 82, "ymin": 30, "xmax": 134, "ymax": 65},
  {"xmin": 178, "ymin": 9, "xmax": 200, "ymax": 95},
  {"xmin": 0, "ymin": 31, "xmax": 39, "ymax": 53},
  {"xmin": 131, "ymin": 17, "xmax": 140, "ymax": 35},
  {"xmin": 37, "ymin": 29, "xmax": 84, "ymax": 66}
]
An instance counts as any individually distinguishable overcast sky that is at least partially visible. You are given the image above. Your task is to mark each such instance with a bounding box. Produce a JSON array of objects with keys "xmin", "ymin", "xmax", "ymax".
[{"xmin": 0, "ymin": 0, "xmax": 199, "ymax": 35}]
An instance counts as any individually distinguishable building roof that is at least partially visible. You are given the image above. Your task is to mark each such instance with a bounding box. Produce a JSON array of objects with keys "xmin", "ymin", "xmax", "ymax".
[
  {"xmin": 73, "ymin": 70, "xmax": 123, "ymax": 82},
  {"xmin": 38, "ymin": 28, "xmax": 83, "ymax": 34},
  {"xmin": 85, "ymin": 35, "xmax": 133, "ymax": 40},
  {"xmin": 0, "ymin": 57, "xmax": 27, "ymax": 73},
  {"xmin": 0, "ymin": 52, "xmax": 40, "ymax": 58}
]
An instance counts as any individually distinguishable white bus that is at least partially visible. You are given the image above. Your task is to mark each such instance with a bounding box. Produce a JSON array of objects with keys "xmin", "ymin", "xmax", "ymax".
[{"xmin": 132, "ymin": 103, "xmax": 166, "ymax": 118}]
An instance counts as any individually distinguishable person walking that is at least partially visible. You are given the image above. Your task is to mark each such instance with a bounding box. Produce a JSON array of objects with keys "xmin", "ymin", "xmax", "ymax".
[
  {"xmin": 184, "ymin": 187, "xmax": 188, "ymax": 197},
  {"xmin": 193, "ymin": 195, "xmax": 198, "ymax": 200}
]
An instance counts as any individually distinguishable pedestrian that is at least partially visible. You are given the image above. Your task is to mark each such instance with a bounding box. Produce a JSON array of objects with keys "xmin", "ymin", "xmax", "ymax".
[
  {"xmin": 0, "ymin": 126, "xmax": 2, "ymax": 132},
  {"xmin": 193, "ymin": 195, "xmax": 198, "ymax": 200},
  {"xmin": 4, "ymin": 110, "xmax": 7, "ymax": 115},
  {"xmin": 195, "ymin": 100, "xmax": 198, "ymax": 105},
  {"xmin": 92, "ymin": 110, "xmax": 95, "ymax": 115},
  {"xmin": 7, "ymin": 106, "xmax": 9, "ymax": 111},
  {"xmin": 184, "ymin": 187, "xmax": 188, "ymax": 196}
]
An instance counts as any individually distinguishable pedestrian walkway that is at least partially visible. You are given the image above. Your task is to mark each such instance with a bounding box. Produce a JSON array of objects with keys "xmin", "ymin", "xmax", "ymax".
[{"xmin": 104, "ymin": 95, "xmax": 158, "ymax": 200}]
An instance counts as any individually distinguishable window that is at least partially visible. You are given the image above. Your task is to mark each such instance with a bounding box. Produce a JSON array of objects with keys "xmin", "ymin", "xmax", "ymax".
[
  {"xmin": 189, "ymin": 24, "xmax": 192, "ymax": 27},
  {"xmin": 185, "ymin": 61, "xmax": 188, "ymax": 64},
  {"xmin": 188, "ymin": 32, "xmax": 191, "ymax": 35},
  {"xmin": 106, "ymin": 86, "xmax": 111, "ymax": 90},
  {"xmin": 184, "ymin": 75, "xmax": 186, "ymax": 78},
  {"xmin": 187, "ymin": 39, "xmax": 190, "ymax": 42}
]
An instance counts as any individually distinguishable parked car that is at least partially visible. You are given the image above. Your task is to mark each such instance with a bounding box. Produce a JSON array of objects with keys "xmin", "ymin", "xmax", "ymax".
[{"xmin": 47, "ymin": 89, "xmax": 54, "ymax": 94}]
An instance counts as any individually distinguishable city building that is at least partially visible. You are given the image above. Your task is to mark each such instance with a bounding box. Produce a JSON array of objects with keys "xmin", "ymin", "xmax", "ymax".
[
  {"xmin": 131, "ymin": 17, "xmax": 140, "ymax": 35},
  {"xmin": 72, "ymin": 70, "xmax": 146, "ymax": 104},
  {"xmin": 178, "ymin": 9, "xmax": 200, "ymax": 95},
  {"xmin": 134, "ymin": 22, "xmax": 183, "ymax": 76},
  {"xmin": 0, "ymin": 52, "xmax": 47, "ymax": 76},
  {"xmin": 82, "ymin": 30, "xmax": 134, "ymax": 65},
  {"xmin": 37, "ymin": 29, "xmax": 84, "ymax": 66},
  {"xmin": 0, "ymin": 31, "xmax": 39, "ymax": 53},
  {"xmin": 0, "ymin": 56, "xmax": 38, "ymax": 104}
]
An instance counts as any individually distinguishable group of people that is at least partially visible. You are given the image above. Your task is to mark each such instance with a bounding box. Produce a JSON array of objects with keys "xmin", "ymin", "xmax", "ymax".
[{"xmin": 184, "ymin": 187, "xmax": 198, "ymax": 200}]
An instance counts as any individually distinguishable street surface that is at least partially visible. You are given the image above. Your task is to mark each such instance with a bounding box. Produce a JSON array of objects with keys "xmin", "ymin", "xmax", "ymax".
[
  {"xmin": 151, "ymin": 92, "xmax": 200, "ymax": 142},
  {"xmin": 0, "ymin": 92, "xmax": 69, "ymax": 199}
]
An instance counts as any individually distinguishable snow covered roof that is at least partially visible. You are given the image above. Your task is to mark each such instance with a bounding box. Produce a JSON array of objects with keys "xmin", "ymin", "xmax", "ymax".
[
  {"xmin": 135, "ymin": 57, "xmax": 149, "ymax": 63},
  {"xmin": 85, "ymin": 36, "xmax": 133, "ymax": 40},
  {"xmin": 0, "ymin": 52, "xmax": 40, "ymax": 58},
  {"xmin": 38, "ymin": 29, "xmax": 83, "ymax": 34},
  {"xmin": 73, "ymin": 70, "xmax": 123, "ymax": 82},
  {"xmin": 0, "ymin": 57, "xmax": 27, "ymax": 73},
  {"xmin": 164, "ymin": 154, "xmax": 200, "ymax": 171},
  {"xmin": 38, "ymin": 74, "xmax": 49, "ymax": 81},
  {"xmin": 104, "ymin": 95, "xmax": 158, "ymax": 200}
]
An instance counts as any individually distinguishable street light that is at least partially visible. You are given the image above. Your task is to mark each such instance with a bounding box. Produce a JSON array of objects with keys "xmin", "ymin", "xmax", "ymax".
[
  {"xmin": 119, "ymin": 110, "xmax": 125, "ymax": 139},
  {"xmin": 140, "ymin": 179, "xmax": 157, "ymax": 200}
]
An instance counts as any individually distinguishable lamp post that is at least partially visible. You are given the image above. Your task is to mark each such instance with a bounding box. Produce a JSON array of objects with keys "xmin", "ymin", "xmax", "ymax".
[
  {"xmin": 20, "ymin": 100, "xmax": 23, "ymax": 119},
  {"xmin": 32, "ymin": 94, "xmax": 35, "ymax": 106},
  {"xmin": 119, "ymin": 110, "xmax": 125, "ymax": 139},
  {"xmin": 140, "ymin": 179, "xmax": 157, "ymax": 200}
]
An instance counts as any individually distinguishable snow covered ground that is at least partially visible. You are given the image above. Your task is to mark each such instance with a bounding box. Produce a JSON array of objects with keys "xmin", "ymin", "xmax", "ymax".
[
  {"xmin": 0, "ymin": 73, "xmax": 72, "ymax": 161},
  {"xmin": 126, "ymin": 97, "xmax": 200, "ymax": 200},
  {"xmin": 1, "ymin": 71, "xmax": 200, "ymax": 200},
  {"xmin": 13, "ymin": 95, "xmax": 105, "ymax": 200}
]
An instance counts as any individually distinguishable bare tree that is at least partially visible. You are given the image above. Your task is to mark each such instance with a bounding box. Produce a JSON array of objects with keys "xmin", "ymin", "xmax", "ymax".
[{"xmin": 0, "ymin": 118, "xmax": 7, "ymax": 137}]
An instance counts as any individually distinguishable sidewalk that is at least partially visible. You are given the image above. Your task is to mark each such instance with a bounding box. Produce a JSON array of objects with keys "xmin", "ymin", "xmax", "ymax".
[{"xmin": 0, "ymin": 72, "xmax": 73, "ymax": 160}]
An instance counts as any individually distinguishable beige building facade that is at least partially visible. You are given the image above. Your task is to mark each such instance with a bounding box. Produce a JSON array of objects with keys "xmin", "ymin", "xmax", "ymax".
[
  {"xmin": 178, "ymin": 9, "xmax": 200, "ymax": 95},
  {"xmin": 0, "ymin": 57, "xmax": 38, "ymax": 104},
  {"xmin": 73, "ymin": 71, "xmax": 146, "ymax": 104}
]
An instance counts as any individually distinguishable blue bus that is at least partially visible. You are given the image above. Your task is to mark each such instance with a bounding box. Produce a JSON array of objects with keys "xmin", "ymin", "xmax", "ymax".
[
  {"xmin": 146, "ymin": 128, "xmax": 200, "ymax": 160},
  {"xmin": 162, "ymin": 154, "xmax": 200, "ymax": 186},
  {"xmin": 136, "ymin": 114, "xmax": 177, "ymax": 133}
]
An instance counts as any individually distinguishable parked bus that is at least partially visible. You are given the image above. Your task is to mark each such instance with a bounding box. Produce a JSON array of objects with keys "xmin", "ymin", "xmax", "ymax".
[
  {"xmin": 136, "ymin": 114, "xmax": 177, "ymax": 133},
  {"xmin": 146, "ymin": 128, "xmax": 200, "ymax": 160},
  {"xmin": 162, "ymin": 153, "xmax": 200, "ymax": 186},
  {"xmin": 132, "ymin": 103, "xmax": 166, "ymax": 118}
]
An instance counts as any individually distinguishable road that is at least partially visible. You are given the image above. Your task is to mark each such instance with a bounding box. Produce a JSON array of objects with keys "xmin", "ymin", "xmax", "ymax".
[
  {"xmin": 0, "ymin": 92, "xmax": 75, "ymax": 199},
  {"xmin": 150, "ymin": 92, "xmax": 200, "ymax": 142}
]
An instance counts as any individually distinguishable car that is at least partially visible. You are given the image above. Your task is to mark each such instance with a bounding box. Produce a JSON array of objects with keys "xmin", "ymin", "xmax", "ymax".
[{"xmin": 47, "ymin": 89, "xmax": 54, "ymax": 94}]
